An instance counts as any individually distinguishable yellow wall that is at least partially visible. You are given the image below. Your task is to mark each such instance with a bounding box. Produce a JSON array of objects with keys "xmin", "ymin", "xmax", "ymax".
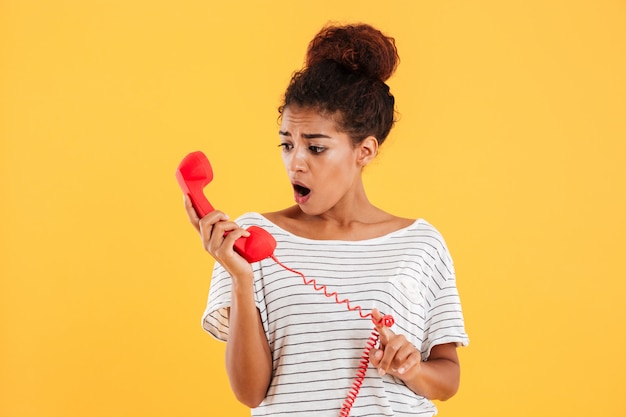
[{"xmin": 2, "ymin": 1, "xmax": 625, "ymax": 416}]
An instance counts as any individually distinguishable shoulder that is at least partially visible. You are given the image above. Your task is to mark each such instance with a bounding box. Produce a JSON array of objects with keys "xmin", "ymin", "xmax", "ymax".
[{"xmin": 403, "ymin": 219, "xmax": 454, "ymax": 261}]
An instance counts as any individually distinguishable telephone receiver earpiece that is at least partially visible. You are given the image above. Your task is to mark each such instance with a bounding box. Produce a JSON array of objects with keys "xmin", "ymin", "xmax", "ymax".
[
  {"xmin": 175, "ymin": 151, "xmax": 215, "ymax": 217},
  {"xmin": 175, "ymin": 151, "xmax": 276, "ymax": 263}
]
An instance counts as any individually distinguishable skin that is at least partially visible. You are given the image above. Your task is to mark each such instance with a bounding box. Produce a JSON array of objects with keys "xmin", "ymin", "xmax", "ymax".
[{"xmin": 184, "ymin": 105, "xmax": 461, "ymax": 407}]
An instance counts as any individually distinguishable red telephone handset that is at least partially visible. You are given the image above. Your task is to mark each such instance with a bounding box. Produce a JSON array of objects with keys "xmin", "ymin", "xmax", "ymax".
[{"xmin": 176, "ymin": 151, "xmax": 276, "ymax": 263}]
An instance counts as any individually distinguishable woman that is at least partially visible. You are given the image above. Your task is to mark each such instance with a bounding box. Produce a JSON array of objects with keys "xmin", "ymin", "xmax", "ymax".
[{"xmin": 185, "ymin": 23, "xmax": 469, "ymax": 416}]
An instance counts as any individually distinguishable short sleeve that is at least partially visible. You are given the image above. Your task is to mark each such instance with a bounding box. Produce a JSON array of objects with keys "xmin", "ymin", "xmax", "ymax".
[
  {"xmin": 421, "ymin": 238, "xmax": 469, "ymax": 359},
  {"xmin": 201, "ymin": 261, "xmax": 233, "ymax": 341}
]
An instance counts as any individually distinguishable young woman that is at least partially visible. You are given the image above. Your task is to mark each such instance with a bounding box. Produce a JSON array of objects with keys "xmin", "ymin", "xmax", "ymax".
[{"xmin": 184, "ymin": 23, "xmax": 469, "ymax": 416}]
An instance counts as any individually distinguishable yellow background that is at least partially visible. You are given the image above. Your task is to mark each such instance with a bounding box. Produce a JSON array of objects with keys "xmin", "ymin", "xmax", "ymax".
[{"xmin": 2, "ymin": 1, "xmax": 625, "ymax": 416}]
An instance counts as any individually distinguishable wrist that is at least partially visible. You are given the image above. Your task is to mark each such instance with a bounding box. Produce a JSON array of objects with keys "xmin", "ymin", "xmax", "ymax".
[{"xmin": 231, "ymin": 272, "xmax": 255, "ymax": 296}]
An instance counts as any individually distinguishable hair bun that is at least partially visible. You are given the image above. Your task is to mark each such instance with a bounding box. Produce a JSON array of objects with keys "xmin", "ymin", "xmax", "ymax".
[{"xmin": 305, "ymin": 23, "xmax": 399, "ymax": 82}]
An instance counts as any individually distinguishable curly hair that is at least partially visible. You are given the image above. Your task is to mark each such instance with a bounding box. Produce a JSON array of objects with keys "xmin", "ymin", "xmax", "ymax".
[{"xmin": 279, "ymin": 23, "xmax": 400, "ymax": 146}]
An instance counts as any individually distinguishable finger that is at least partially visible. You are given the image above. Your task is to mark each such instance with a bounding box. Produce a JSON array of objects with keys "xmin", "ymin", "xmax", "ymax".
[
  {"xmin": 220, "ymin": 226, "xmax": 251, "ymax": 248},
  {"xmin": 197, "ymin": 211, "xmax": 228, "ymax": 234},
  {"xmin": 374, "ymin": 321, "xmax": 396, "ymax": 350},
  {"xmin": 396, "ymin": 350, "xmax": 421, "ymax": 376},
  {"xmin": 385, "ymin": 340, "xmax": 420, "ymax": 376},
  {"xmin": 370, "ymin": 309, "xmax": 385, "ymax": 350},
  {"xmin": 209, "ymin": 218, "xmax": 246, "ymax": 243},
  {"xmin": 372, "ymin": 307, "xmax": 395, "ymax": 329},
  {"xmin": 208, "ymin": 221, "xmax": 251, "ymax": 258},
  {"xmin": 197, "ymin": 211, "xmax": 230, "ymax": 251},
  {"xmin": 369, "ymin": 348, "xmax": 384, "ymax": 368},
  {"xmin": 371, "ymin": 307, "xmax": 382, "ymax": 323},
  {"xmin": 376, "ymin": 338, "xmax": 399, "ymax": 376},
  {"xmin": 378, "ymin": 332, "xmax": 415, "ymax": 376},
  {"xmin": 371, "ymin": 308, "xmax": 391, "ymax": 342},
  {"xmin": 183, "ymin": 195, "xmax": 200, "ymax": 230}
]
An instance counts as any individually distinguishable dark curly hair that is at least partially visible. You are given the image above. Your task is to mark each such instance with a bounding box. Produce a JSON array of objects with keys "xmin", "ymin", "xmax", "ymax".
[{"xmin": 279, "ymin": 23, "xmax": 400, "ymax": 146}]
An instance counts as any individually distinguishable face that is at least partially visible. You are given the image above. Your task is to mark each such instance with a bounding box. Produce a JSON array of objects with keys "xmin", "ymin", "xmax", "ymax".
[{"xmin": 278, "ymin": 106, "xmax": 376, "ymax": 215}]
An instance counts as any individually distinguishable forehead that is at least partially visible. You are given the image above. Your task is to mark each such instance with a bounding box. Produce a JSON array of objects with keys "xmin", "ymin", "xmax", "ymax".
[{"xmin": 280, "ymin": 106, "xmax": 341, "ymax": 133}]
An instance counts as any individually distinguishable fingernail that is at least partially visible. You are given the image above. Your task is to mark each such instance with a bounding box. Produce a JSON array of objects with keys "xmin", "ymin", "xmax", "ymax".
[
  {"xmin": 398, "ymin": 367, "xmax": 406, "ymax": 374},
  {"xmin": 378, "ymin": 368, "xmax": 386, "ymax": 376}
]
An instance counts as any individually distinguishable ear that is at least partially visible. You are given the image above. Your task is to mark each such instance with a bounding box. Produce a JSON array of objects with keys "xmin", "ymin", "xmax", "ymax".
[{"xmin": 357, "ymin": 136, "xmax": 379, "ymax": 167}]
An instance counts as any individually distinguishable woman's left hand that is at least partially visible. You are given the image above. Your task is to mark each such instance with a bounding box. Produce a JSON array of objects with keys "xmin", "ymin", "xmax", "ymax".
[
  {"xmin": 369, "ymin": 308, "xmax": 461, "ymax": 400},
  {"xmin": 369, "ymin": 308, "xmax": 422, "ymax": 379}
]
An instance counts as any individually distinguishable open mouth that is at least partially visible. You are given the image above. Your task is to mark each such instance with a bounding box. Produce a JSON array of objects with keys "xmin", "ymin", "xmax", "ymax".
[{"xmin": 293, "ymin": 184, "xmax": 311, "ymax": 197}]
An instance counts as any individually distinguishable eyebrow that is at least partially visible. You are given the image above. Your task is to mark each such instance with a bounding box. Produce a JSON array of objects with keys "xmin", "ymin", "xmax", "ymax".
[{"xmin": 278, "ymin": 130, "xmax": 333, "ymax": 139}]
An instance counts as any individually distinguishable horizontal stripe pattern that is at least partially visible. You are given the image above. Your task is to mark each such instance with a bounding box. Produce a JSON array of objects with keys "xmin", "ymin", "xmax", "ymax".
[{"xmin": 202, "ymin": 212, "xmax": 469, "ymax": 416}]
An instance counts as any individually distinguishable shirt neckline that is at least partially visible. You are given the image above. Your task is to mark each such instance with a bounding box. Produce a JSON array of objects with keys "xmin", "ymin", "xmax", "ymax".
[{"xmin": 242, "ymin": 212, "xmax": 426, "ymax": 244}]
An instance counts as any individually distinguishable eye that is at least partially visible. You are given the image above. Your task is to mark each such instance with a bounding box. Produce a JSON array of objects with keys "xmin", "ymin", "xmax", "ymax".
[
  {"xmin": 308, "ymin": 145, "xmax": 326, "ymax": 154},
  {"xmin": 278, "ymin": 142, "xmax": 293, "ymax": 152}
]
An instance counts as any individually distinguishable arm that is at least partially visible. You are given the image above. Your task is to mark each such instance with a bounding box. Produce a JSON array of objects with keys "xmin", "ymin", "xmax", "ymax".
[
  {"xmin": 225, "ymin": 282, "xmax": 273, "ymax": 407},
  {"xmin": 369, "ymin": 309, "xmax": 460, "ymax": 401},
  {"xmin": 185, "ymin": 196, "xmax": 272, "ymax": 407}
]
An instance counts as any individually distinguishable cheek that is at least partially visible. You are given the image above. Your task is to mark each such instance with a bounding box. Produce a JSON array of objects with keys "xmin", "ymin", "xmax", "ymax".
[
  {"xmin": 282, "ymin": 153, "xmax": 295, "ymax": 172},
  {"xmin": 323, "ymin": 165, "xmax": 355, "ymax": 193},
  {"xmin": 331, "ymin": 154, "xmax": 360, "ymax": 178}
]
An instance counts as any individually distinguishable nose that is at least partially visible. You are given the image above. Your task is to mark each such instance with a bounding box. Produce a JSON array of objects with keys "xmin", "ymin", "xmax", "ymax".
[{"xmin": 285, "ymin": 144, "xmax": 308, "ymax": 173}]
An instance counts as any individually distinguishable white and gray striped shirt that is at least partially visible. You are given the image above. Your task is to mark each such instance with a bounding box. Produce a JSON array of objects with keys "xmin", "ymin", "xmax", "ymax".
[{"xmin": 202, "ymin": 212, "xmax": 469, "ymax": 416}]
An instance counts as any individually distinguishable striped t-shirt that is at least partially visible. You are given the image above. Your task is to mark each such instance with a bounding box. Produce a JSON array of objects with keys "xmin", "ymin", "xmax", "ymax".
[{"xmin": 202, "ymin": 212, "xmax": 469, "ymax": 416}]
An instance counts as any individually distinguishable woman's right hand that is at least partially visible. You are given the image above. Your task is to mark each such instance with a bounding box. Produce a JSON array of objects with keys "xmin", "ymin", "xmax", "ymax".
[{"xmin": 183, "ymin": 195, "xmax": 254, "ymax": 280}]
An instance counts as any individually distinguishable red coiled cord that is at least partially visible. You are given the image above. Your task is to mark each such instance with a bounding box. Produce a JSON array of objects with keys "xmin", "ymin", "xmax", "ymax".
[
  {"xmin": 338, "ymin": 328, "xmax": 380, "ymax": 416},
  {"xmin": 270, "ymin": 255, "xmax": 395, "ymax": 417}
]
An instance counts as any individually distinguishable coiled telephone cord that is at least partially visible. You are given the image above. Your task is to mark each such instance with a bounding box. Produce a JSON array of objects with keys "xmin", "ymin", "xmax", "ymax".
[{"xmin": 270, "ymin": 255, "xmax": 395, "ymax": 417}]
